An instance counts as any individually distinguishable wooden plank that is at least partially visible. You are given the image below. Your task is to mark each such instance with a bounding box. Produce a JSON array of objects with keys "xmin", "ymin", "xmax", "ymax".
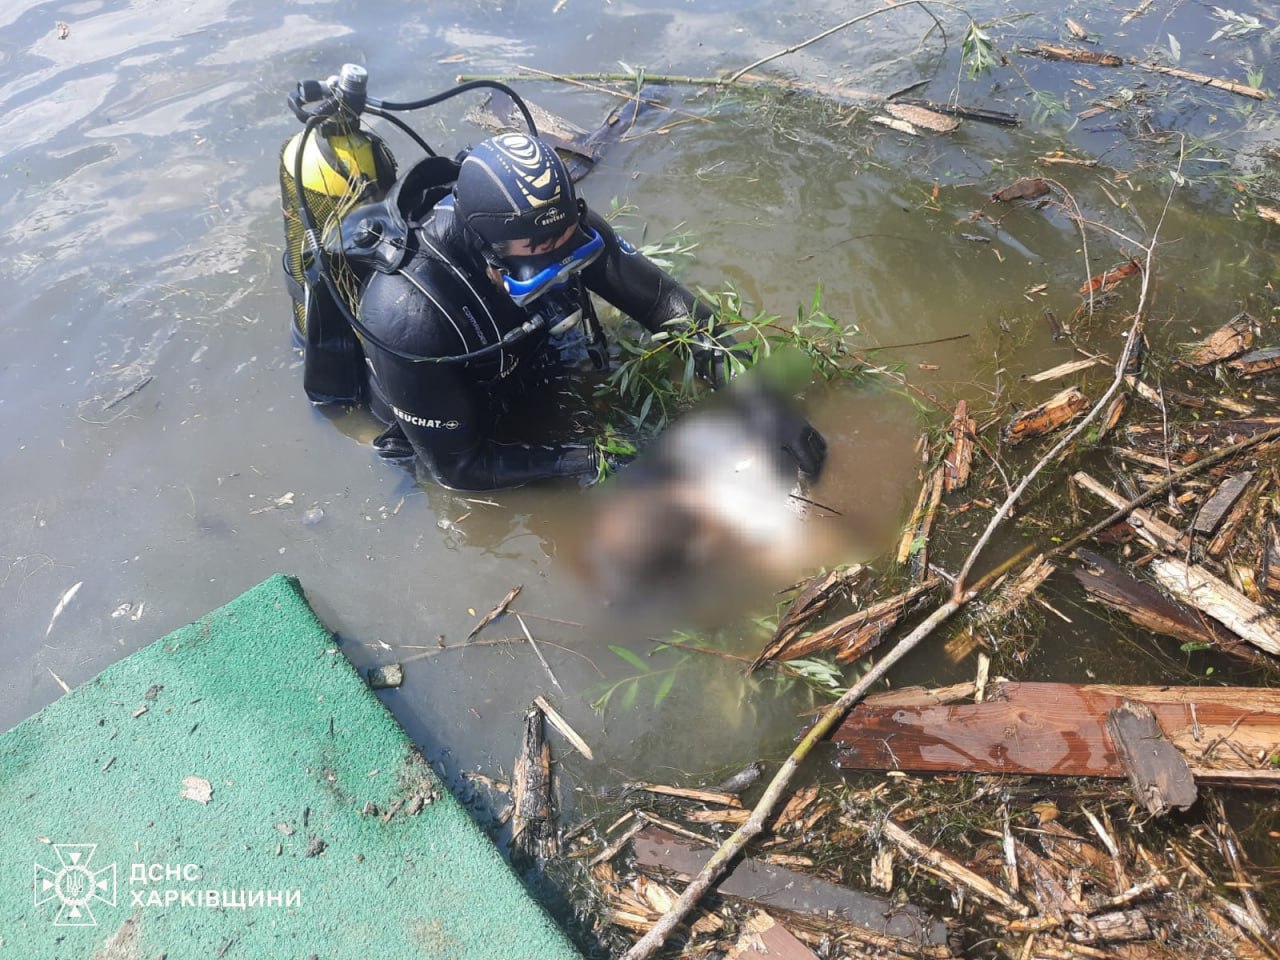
[
  {"xmin": 1105, "ymin": 701, "xmax": 1198, "ymax": 816},
  {"xmin": 726, "ymin": 911, "xmax": 820, "ymax": 960},
  {"xmin": 831, "ymin": 682, "xmax": 1280, "ymax": 779},
  {"xmin": 631, "ymin": 827, "xmax": 952, "ymax": 948},
  {"xmin": 1192, "ymin": 472, "xmax": 1254, "ymax": 536},
  {"xmin": 1230, "ymin": 348, "xmax": 1280, "ymax": 378}
]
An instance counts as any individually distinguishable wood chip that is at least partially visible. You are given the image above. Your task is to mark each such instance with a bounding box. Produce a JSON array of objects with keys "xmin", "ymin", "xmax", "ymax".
[
  {"xmin": 1021, "ymin": 357, "xmax": 1102, "ymax": 383},
  {"xmin": 1005, "ymin": 387, "xmax": 1089, "ymax": 445}
]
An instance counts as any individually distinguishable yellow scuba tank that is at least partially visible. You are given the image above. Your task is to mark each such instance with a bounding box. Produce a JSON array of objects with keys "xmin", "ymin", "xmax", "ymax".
[{"xmin": 279, "ymin": 64, "xmax": 396, "ymax": 403}]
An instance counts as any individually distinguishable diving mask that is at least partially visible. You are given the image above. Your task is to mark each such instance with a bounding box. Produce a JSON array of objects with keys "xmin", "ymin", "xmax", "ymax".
[{"xmin": 499, "ymin": 227, "xmax": 605, "ymax": 307}]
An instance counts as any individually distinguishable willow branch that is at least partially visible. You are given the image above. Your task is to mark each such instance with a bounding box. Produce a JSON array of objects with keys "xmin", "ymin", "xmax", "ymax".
[{"xmin": 727, "ymin": 0, "xmax": 971, "ymax": 83}]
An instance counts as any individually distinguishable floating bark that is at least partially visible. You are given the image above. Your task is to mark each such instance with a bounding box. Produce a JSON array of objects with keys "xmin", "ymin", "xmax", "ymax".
[
  {"xmin": 897, "ymin": 467, "xmax": 943, "ymax": 564},
  {"xmin": 1030, "ymin": 45, "xmax": 1268, "ymax": 99},
  {"xmin": 467, "ymin": 91, "xmax": 655, "ymax": 181},
  {"xmin": 511, "ymin": 703, "xmax": 557, "ymax": 861},
  {"xmin": 884, "ymin": 103, "xmax": 960, "ymax": 133},
  {"xmin": 1099, "ymin": 393, "xmax": 1127, "ymax": 438},
  {"xmin": 631, "ymin": 826, "xmax": 952, "ymax": 950},
  {"xmin": 943, "ymin": 400, "xmax": 976, "ymax": 493},
  {"xmin": 1034, "ymin": 43, "xmax": 1123, "ymax": 66},
  {"xmin": 467, "ymin": 584, "xmax": 522, "ymax": 640},
  {"xmin": 726, "ymin": 911, "xmax": 819, "ymax": 960},
  {"xmin": 1005, "ymin": 387, "xmax": 1089, "ymax": 445},
  {"xmin": 1078, "ymin": 259, "xmax": 1141, "ymax": 296},
  {"xmin": 760, "ymin": 579, "xmax": 938, "ymax": 666},
  {"xmin": 831, "ymin": 681, "xmax": 1280, "ymax": 782},
  {"xmin": 1182, "ymin": 314, "xmax": 1255, "ymax": 366},
  {"xmin": 750, "ymin": 567, "xmax": 863, "ymax": 671},
  {"xmin": 1227, "ymin": 347, "xmax": 1280, "ymax": 379},
  {"xmin": 1105, "ymin": 701, "xmax": 1198, "ymax": 816},
  {"xmin": 991, "ymin": 177, "xmax": 1050, "ymax": 202},
  {"xmin": 1146, "ymin": 557, "xmax": 1280, "ymax": 657},
  {"xmin": 1193, "ymin": 472, "xmax": 1255, "ymax": 537}
]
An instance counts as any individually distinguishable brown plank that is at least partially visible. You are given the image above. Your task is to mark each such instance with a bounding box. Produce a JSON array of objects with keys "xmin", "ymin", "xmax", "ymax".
[
  {"xmin": 1105, "ymin": 701, "xmax": 1198, "ymax": 816},
  {"xmin": 630, "ymin": 826, "xmax": 951, "ymax": 949},
  {"xmin": 831, "ymin": 682, "xmax": 1280, "ymax": 779}
]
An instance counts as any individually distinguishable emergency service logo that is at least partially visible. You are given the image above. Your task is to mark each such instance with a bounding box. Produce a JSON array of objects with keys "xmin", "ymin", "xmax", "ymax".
[{"xmin": 33, "ymin": 843, "xmax": 117, "ymax": 926}]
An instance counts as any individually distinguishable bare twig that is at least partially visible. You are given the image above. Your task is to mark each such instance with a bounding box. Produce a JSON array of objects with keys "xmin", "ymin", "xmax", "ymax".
[{"xmin": 516, "ymin": 613, "xmax": 563, "ymax": 693}]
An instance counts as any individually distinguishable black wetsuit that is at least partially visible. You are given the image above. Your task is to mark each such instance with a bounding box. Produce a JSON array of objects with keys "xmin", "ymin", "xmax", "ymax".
[{"xmin": 355, "ymin": 192, "xmax": 717, "ymax": 491}]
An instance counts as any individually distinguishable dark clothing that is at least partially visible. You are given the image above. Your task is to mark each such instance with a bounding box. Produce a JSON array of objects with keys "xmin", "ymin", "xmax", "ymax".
[{"xmin": 354, "ymin": 190, "xmax": 716, "ymax": 491}]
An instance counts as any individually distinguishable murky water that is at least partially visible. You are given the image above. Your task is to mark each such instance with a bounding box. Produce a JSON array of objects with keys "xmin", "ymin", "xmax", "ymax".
[{"xmin": 3, "ymin": 0, "xmax": 1278, "ymax": 854}]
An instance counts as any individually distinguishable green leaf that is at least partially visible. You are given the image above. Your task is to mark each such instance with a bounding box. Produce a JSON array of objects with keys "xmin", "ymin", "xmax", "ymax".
[
  {"xmin": 653, "ymin": 671, "xmax": 677, "ymax": 707},
  {"xmin": 609, "ymin": 644, "xmax": 650, "ymax": 672},
  {"xmin": 1180, "ymin": 642, "xmax": 1211, "ymax": 654},
  {"xmin": 619, "ymin": 679, "xmax": 640, "ymax": 712}
]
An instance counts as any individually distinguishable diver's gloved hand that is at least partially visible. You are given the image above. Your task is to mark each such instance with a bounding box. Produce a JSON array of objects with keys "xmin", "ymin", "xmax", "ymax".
[
  {"xmin": 691, "ymin": 328, "xmax": 751, "ymax": 389},
  {"xmin": 557, "ymin": 443, "xmax": 635, "ymax": 482}
]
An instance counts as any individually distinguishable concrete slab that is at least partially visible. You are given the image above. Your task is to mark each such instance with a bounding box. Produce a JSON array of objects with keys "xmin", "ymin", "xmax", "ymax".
[{"xmin": 0, "ymin": 574, "xmax": 581, "ymax": 959}]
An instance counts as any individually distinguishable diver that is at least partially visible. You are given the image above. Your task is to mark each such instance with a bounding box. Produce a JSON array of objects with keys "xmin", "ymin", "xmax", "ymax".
[{"xmin": 324, "ymin": 132, "xmax": 826, "ymax": 491}]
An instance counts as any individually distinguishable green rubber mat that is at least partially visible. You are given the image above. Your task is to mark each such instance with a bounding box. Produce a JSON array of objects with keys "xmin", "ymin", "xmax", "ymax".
[{"xmin": 0, "ymin": 574, "xmax": 580, "ymax": 959}]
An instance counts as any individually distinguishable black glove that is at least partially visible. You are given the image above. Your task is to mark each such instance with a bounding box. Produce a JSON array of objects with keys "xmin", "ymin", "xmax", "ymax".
[
  {"xmin": 691, "ymin": 329, "xmax": 752, "ymax": 389},
  {"xmin": 780, "ymin": 418, "xmax": 827, "ymax": 479}
]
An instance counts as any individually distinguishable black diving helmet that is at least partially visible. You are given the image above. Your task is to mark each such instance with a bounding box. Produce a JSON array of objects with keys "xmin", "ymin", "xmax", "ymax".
[{"xmin": 454, "ymin": 133, "xmax": 604, "ymax": 312}]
